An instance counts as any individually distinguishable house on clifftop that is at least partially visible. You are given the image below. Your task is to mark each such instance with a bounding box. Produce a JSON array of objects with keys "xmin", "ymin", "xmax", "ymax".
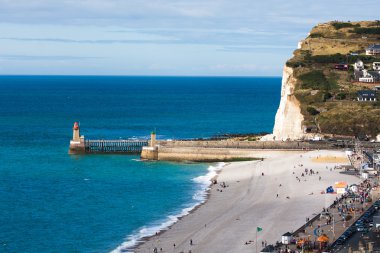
[
  {"xmin": 357, "ymin": 70, "xmax": 380, "ymax": 83},
  {"xmin": 357, "ymin": 90, "xmax": 377, "ymax": 101},
  {"xmin": 354, "ymin": 60, "xmax": 364, "ymax": 71},
  {"xmin": 366, "ymin": 44, "xmax": 380, "ymax": 55},
  {"xmin": 373, "ymin": 62, "xmax": 380, "ymax": 71}
]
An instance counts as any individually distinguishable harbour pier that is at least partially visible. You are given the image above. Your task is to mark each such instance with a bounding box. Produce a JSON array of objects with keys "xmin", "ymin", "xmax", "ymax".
[
  {"xmin": 68, "ymin": 122, "xmax": 380, "ymax": 160},
  {"xmin": 68, "ymin": 122, "xmax": 149, "ymax": 154}
]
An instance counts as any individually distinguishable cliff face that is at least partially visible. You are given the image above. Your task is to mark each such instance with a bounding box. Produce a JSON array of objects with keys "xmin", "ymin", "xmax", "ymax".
[{"xmin": 271, "ymin": 66, "xmax": 304, "ymax": 140}]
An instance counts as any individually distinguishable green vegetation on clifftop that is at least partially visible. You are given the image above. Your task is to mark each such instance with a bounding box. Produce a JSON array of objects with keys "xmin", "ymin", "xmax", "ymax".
[{"xmin": 287, "ymin": 21, "xmax": 380, "ymax": 137}]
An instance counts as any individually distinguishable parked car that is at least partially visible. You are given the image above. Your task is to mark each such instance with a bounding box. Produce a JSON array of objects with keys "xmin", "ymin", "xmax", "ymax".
[{"xmin": 357, "ymin": 226, "xmax": 365, "ymax": 231}]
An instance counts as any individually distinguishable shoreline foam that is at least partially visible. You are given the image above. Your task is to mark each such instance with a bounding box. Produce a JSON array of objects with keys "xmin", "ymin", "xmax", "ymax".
[{"xmin": 110, "ymin": 162, "xmax": 226, "ymax": 253}]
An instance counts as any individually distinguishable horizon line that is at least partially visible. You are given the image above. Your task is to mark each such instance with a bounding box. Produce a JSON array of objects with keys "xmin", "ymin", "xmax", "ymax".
[{"xmin": 0, "ymin": 74, "xmax": 282, "ymax": 78}]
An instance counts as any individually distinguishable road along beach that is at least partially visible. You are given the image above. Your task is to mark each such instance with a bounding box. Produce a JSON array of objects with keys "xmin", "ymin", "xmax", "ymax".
[{"xmin": 134, "ymin": 150, "xmax": 359, "ymax": 253}]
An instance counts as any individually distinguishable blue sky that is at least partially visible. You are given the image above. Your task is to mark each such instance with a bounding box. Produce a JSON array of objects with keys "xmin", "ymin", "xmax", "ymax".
[{"xmin": 0, "ymin": 0, "xmax": 378, "ymax": 76}]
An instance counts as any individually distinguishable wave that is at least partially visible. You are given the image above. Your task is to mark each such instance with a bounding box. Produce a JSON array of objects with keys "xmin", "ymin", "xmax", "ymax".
[
  {"xmin": 192, "ymin": 162, "xmax": 225, "ymax": 201},
  {"xmin": 110, "ymin": 162, "xmax": 226, "ymax": 253}
]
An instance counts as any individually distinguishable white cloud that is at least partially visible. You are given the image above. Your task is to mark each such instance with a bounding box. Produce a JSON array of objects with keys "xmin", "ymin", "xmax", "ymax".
[{"xmin": 0, "ymin": 0, "xmax": 378, "ymax": 75}]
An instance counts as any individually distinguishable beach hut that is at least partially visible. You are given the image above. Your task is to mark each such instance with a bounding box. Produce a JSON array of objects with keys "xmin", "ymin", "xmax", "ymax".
[
  {"xmin": 281, "ymin": 232, "xmax": 292, "ymax": 245},
  {"xmin": 335, "ymin": 181, "xmax": 348, "ymax": 194}
]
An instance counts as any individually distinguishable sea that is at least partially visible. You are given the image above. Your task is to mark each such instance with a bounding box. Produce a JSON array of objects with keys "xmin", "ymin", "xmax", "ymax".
[{"xmin": 0, "ymin": 76, "xmax": 280, "ymax": 252}]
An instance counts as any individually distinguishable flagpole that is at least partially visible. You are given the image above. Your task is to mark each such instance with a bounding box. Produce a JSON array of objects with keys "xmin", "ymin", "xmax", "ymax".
[{"xmin": 256, "ymin": 229, "xmax": 257, "ymax": 253}]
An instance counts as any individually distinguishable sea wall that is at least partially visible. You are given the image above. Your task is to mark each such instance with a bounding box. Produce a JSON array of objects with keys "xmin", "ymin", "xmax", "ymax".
[
  {"xmin": 142, "ymin": 140, "xmax": 339, "ymax": 161},
  {"xmin": 156, "ymin": 140, "xmax": 334, "ymax": 149},
  {"xmin": 156, "ymin": 147, "xmax": 259, "ymax": 162},
  {"xmin": 141, "ymin": 146, "xmax": 158, "ymax": 160},
  {"xmin": 68, "ymin": 141, "xmax": 85, "ymax": 154}
]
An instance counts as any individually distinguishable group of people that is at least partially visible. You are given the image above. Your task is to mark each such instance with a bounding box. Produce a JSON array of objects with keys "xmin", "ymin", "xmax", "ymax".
[
  {"xmin": 216, "ymin": 181, "xmax": 229, "ymax": 192},
  {"xmin": 165, "ymin": 239, "xmax": 193, "ymax": 253},
  {"xmin": 294, "ymin": 164, "xmax": 322, "ymax": 183}
]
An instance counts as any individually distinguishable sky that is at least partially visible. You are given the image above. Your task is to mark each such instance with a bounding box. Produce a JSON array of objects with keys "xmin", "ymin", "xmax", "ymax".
[{"xmin": 0, "ymin": 0, "xmax": 378, "ymax": 76}]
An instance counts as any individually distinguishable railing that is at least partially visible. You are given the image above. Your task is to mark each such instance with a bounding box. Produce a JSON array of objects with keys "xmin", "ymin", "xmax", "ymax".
[{"xmin": 85, "ymin": 140, "xmax": 148, "ymax": 153}]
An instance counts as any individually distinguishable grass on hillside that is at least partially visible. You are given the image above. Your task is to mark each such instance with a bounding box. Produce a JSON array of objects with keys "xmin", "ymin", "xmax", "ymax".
[
  {"xmin": 287, "ymin": 20, "xmax": 380, "ymax": 137},
  {"xmin": 318, "ymin": 106, "xmax": 380, "ymax": 137},
  {"xmin": 331, "ymin": 22, "xmax": 360, "ymax": 30},
  {"xmin": 298, "ymin": 70, "xmax": 338, "ymax": 91}
]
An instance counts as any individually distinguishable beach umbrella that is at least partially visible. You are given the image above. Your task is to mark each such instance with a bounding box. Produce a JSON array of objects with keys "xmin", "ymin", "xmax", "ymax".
[
  {"xmin": 317, "ymin": 234, "xmax": 329, "ymax": 249},
  {"xmin": 296, "ymin": 239, "xmax": 305, "ymax": 247},
  {"xmin": 317, "ymin": 234, "xmax": 329, "ymax": 243}
]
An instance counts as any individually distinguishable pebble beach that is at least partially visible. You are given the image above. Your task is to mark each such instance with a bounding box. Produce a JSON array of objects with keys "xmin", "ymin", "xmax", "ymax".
[{"xmin": 135, "ymin": 150, "xmax": 360, "ymax": 253}]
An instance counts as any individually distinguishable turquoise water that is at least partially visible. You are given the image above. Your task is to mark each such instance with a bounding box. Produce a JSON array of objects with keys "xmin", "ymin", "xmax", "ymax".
[{"xmin": 0, "ymin": 76, "xmax": 280, "ymax": 252}]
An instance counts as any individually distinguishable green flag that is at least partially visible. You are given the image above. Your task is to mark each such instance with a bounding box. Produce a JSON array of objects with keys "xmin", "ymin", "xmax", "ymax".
[{"xmin": 257, "ymin": 227, "xmax": 263, "ymax": 232}]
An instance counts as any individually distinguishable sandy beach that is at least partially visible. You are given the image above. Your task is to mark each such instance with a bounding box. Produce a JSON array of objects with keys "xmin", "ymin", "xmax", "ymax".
[{"xmin": 134, "ymin": 150, "xmax": 360, "ymax": 253}]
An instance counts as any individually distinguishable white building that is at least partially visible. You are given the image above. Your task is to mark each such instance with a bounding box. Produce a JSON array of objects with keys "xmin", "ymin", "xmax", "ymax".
[
  {"xmin": 357, "ymin": 90, "xmax": 377, "ymax": 101},
  {"xmin": 366, "ymin": 44, "xmax": 380, "ymax": 55},
  {"xmin": 358, "ymin": 70, "xmax": 374, "ymax": 83},
  {"xmin": 358, "ymin": 69, "xmax": 380, "ymax": 83},
  {"xmin": 354, "ymin": 60, "xmax": 364, "ymax": 70},
  {"xmin": 373, "ymin": 62, "xmax": 380, "ymax": 71},
  {"xmin": 282, "ymin": 232, "xmax": 293, "ymax": 245}
]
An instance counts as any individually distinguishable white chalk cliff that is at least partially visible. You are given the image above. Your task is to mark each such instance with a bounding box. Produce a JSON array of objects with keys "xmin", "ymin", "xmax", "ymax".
[{"xmin": 262, "ymin": 66, "xmax": 304, "ymax": 141}]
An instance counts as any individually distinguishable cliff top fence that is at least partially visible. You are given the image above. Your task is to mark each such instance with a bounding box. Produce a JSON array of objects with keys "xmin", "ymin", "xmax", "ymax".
[{"xmin": 156, "ymin": 140, "xmax": 354, "ymax": 150}]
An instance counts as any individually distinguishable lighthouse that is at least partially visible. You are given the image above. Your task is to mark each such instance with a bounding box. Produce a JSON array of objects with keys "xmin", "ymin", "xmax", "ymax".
[
  {"xmin": 72, "ymin": 122, "xmax": 80, "ymax": 142},
  {"xmin": 150, "ymin": 131, "xmax": 156, "ymax": 147},
  {"xmin": 69, "ymin": 122, "xmax": 85, "ymax": 154}
]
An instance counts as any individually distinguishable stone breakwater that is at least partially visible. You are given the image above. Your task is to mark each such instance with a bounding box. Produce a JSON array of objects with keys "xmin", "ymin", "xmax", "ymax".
[{"xmin": 141, "ymin": 140, "xmax": 340, "ymax": 162}]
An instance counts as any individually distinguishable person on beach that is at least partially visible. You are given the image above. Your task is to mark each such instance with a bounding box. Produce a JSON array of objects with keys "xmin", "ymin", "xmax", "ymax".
[{"xmin": 190, "ymin": 239, "xmax": 193, "ymax": 246}]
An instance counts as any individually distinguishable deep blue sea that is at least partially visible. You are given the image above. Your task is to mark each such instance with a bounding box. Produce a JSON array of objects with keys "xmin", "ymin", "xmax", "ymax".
[{"xmin": 0, "ymin": 76, "xmax": 280, "ymax": 252}]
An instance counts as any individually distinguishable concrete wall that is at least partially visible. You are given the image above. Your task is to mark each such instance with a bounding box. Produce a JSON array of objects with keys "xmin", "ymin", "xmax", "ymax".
[
  {"xmin": 68, "ymin": 141, "xmax": 85, "ymax": 154},
  {"xmin": 157, "ymin": 147, "xmax": 255, "ymax": 162},
  {"xmin": 141, "ymin": 140, "xmax": 351, "ymax": 161},
  {"xmin": 157, "ymin": 140, "xmax": 336, "ymax": 150},
  {"xmin": 141, "ymin": 147, "xmax": 158, "ymax": 160},
  {"xmin": 156, "ymin": 147, "xmax": 304, "ymax": 162}
]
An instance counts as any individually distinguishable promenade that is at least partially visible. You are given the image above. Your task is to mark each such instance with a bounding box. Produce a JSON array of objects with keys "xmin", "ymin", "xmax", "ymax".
[{"xmin": 274, "ymin": 175, "xmax": 380, "ymax": 252}]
